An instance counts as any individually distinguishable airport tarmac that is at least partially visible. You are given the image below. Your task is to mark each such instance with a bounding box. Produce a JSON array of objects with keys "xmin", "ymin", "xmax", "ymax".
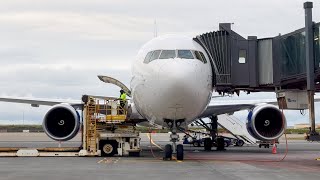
[{"xmin": 0, "ymin": 133, "xmax": 319, "ymax": 180}]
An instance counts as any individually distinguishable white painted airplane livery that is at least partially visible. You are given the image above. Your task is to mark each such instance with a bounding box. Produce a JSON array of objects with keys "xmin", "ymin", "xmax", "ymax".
[{"xmin": 131, "ymin": 35, "xmax": 213, "ymax": 127}]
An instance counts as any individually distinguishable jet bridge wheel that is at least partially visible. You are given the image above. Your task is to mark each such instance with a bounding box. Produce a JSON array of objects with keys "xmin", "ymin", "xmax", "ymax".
[
  {"xmin": 176, "ymin": 144, "xmax": 184, "ymax": 161},
  {"xmin": 164, "ymin": 144, "xmax": 173, "ymax": 160}
]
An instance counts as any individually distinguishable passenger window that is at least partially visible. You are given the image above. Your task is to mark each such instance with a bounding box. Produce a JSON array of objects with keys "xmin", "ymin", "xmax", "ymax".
[
  {"xmin": 178, "ymin": 50, "xmax": 194, "ymax": 59},
  {"xmin": 149, "ymin": 50, "xmax": 161, "ymax": 62},
  {"xmin": 199, "ymin": 52, "xmax": 207, "ymax": 63},
  {"xmin": 143, "ymin": 51, "xmax": 153, "ymax": 63},
  {"xmin": 159, "ymin": 50, "xmax": 176, "ymax": 59}
]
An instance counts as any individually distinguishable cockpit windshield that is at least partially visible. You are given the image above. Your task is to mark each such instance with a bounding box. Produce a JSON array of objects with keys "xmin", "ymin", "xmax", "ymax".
[
  {"xmin": 143, "ymin": 49, "xmax": 207, "ymax": 64},
  {"xmin": 177, "ymin": 50, "xmax": 194, "ymax": 59},
  {"xmin": 159, "ymin": 50, "xmax": 176, "ymax": 59}
]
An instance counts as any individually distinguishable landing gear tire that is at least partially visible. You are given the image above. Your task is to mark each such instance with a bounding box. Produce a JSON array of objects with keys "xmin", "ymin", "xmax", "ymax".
[
  {"xmin": 176, "ymin": 144, "xmax": 184, "ymax": 161},
  {"xmin": 193, "ymin": 141, "xmax": 200, "ymax": 147},
  {"xmin": 164, "ymin": 144, "xmax": 173, "ymax": 160},
  {"xmin": 100, "ymin": 140, "xmax": 118, "ymax": 157},
  {"xmin": 224, "ymin": 142, "xmax": 229, "ymax": 147},
  {"xmin": 216, "ymin": 137, "xmax": 225, "ymax": 151},
  {"xmin": 204, "ymin": 138, "xmax": 212, "ymax": 151},
  {"xmin": 236, "ymin": 140, "xmax": 244, "ymax": 147}
]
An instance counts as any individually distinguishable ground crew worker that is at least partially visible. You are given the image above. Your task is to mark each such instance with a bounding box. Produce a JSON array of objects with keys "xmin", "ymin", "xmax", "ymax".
[{"xmin": 119, "ymin": 90, "xmax": 127, "ymax": 114}]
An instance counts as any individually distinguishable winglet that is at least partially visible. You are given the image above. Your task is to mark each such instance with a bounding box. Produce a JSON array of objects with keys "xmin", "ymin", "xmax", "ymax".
[{"xmin": 97, "ymin": 75, "xmax": 131, "ymax": 97}]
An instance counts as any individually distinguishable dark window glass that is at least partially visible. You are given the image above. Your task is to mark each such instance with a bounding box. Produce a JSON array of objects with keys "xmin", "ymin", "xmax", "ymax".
[
  {"xmin": 143, "ymin": 51, "xmax": 153, "ymax": 63},
  {"xmin": 280, "ymin": 31, "xmax": 306, "ymax": 77},
  {"xmin": 177, "ymin": 50, "xmax": 194, "ymax": 59},
  {"xmin": 238, "ymin": 50, "xmax": 246, "ymax": 64},
  {"xmin": 149, "ymin": 50, "xmax": 161, "ymax": 62},
  {"xmin": 159, "ymin": 50, "xmax": 176, "ymax": 59},
  {"xmin": 199, "ymin": 52, "xmax": 207, "ymax": 63},
  {"xmin": 193, "ymin": 51, "xmax": 202, "ymax": 60}
]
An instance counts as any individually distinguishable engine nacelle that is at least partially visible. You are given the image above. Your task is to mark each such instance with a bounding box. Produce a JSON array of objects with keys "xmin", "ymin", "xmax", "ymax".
[
  {"xmin": 42, "ymin": 103, "xmax": 80, "ymax": 141},
  {"xmin": 246, "ymin": 104, "xmax": 286, "ymax": 141}
]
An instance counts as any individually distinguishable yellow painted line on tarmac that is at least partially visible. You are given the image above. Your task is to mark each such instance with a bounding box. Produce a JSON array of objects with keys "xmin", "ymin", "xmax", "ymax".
[{"xmin": 316, "ymin": 157, "xmax": 320, "ymax": 161}]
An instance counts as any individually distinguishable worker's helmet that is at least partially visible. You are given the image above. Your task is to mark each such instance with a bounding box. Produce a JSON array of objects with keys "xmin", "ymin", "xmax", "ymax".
[{"xmin": 120, "ymin": 89, "xmax": 124, "ymax": 94}]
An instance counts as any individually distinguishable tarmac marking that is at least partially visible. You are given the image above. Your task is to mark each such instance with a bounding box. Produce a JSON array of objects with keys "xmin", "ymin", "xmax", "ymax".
[{"xmin": 98, "ymin": 157, "xmax": 121, "ymax": 164}]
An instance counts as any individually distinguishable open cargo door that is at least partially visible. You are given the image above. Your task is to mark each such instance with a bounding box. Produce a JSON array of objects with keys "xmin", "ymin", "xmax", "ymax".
[{"xmin": 97, "ymin": 75, "xmax": 131, "ymax": 97}]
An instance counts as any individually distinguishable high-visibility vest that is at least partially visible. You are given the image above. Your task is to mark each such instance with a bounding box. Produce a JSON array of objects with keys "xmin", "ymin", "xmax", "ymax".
[{"xmin": 120, "ymin": 93, "xmax": 127, "ymax": 101}]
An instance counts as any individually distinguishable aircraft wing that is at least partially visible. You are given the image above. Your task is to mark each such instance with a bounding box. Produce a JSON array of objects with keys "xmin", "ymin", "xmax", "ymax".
[
  {"xmin": 199, "ymin": 95, "xmax": 320, "ymax": 118},
  {"xmin": 0, "ymin": 97, "xmax": 83, "ymax": 108},
  {"xmin": 198, "ymin": 104, "xmax": 256, "ymax": 118}
]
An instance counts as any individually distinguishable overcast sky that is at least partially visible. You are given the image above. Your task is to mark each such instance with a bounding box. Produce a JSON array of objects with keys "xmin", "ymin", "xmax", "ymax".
[{"xmin": 0, "ymin": 0, "xmax": 320, "ymax": 126}]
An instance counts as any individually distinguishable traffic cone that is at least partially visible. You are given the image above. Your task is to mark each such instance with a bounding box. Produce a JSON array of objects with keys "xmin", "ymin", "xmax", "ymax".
[{"xmin": 272, "ymin": 144, "xmax": 277, "ymax": 154}]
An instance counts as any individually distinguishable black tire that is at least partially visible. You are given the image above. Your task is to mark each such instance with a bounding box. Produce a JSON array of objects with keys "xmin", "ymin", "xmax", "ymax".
[
  {"xmin": 236, "ymin": 140, "xmax": 244, "ymax": 147},
  {"xmin": 193, "ymin": 141, "xmax": 199, "ymax": 147},
  {"xmin": 224, "ymin": 141, "xmax": 230, "ymax": 147},
  {"xmin": 204, "ymin": 138, "xmax": 212, "ymax": 151},
  {"xmin": 100, "ymin": 140, "xmax": 118, "ymax": 157},
  {"xmin": 164, "ymin": 144, "xmax": 172, "ymax": 160},
  {"xmin": 176, "ymin": 144, "xmax": 184, "ymax": 161},
  {"xmin": 216, "ymin": 137, "xmax": 225, "ymax": 151},
  {"xmin": 259, "ymin": 144, "xmax": 262, "ymax": 148}
]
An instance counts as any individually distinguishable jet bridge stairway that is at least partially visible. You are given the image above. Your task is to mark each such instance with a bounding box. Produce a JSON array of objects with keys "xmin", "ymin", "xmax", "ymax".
[{"xmin": 217, "ymin": 114, "xmax": 257, "ymax": 144}]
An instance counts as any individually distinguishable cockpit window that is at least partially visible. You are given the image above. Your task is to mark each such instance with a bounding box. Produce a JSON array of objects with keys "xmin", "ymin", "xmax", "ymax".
[
  {"xmin": 149, "ymin": 50, "xmax": 161, "ymax": 62},
  {"xmin": 193, "ymin": 51, "xmax": 203, "ymax": 61},
  {"xmin": 177, "ymin": 50, "xmax": 194, "ymax": 59},
  {"xmin": 159, "ymin": 50, "xmax": 176, "ymax": 59},
  {"xmin": 199, "ymin": 52, "xmax": 207, "ymax": 63},
  {"xmin": 143, "ymin": 51, "xmax": 153, "ymax": 63}
]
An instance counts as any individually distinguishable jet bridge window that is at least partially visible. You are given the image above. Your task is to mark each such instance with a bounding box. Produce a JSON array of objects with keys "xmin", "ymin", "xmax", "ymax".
[
  {"xmin": 159, "ymin": 50, "xmax": 176, "ymax": 59},
  {"xmin": 177, "ymin": 50, "xmax": 194, "ymax": 59},
  {"xmin": 238, "ymin": 50, "xmax": 246, "ymax": 64}
]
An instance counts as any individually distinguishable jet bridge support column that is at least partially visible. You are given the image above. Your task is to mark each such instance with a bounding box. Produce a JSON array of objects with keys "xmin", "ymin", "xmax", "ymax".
[{"xmin": 304, "ymin": 2, "xmax": 320, "ymax": 140}]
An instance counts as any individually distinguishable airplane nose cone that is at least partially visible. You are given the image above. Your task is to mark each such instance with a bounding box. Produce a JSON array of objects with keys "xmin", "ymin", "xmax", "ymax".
[
  {"xmin": 158, "ymin": 61, "xmax": 196, "ymax": 91},
  {"xmin": 153, "ymin": 60, "xmax": 211, "ymax": 120}
]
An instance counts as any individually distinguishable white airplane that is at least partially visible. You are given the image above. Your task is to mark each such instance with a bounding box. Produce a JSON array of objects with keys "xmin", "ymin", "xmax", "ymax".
[{"xmin": 0, "ymin": 35, "xmax": 286, "ymax": 160}]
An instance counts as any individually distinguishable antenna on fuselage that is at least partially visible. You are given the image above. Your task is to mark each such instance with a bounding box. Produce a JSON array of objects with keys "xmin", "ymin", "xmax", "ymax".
[{"xmin": 154, "ymin": 19, "xmax": 158, "ymax": 37}]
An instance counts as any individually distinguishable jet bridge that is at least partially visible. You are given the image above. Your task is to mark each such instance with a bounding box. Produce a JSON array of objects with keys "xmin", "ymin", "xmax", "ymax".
[
  {"xmin": 194, "ymin": 22, "xmax": 320, "ymax": 94},
  {"xmin": 195, "ymin": 2, "xmax": 320, "ymax": 140}
]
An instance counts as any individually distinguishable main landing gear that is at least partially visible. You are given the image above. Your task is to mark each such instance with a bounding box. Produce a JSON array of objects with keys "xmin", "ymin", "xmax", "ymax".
[
  {"xmin": 164, "ymin": 119, "xmax": 185, "ymax": 161},
  {"xmin": 194, "ymin": 116, "xmax": 225, "ymax": 151}
]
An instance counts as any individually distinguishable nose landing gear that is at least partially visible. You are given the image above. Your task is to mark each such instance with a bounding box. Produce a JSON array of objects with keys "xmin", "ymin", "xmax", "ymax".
[{"xmin": 164, "ymin": 119, "xmax": 185, "ymax": 161}]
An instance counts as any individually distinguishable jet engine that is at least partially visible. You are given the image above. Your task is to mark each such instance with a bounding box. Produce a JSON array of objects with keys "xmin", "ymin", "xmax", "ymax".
[
  {"xmin": 42, "ymin": 103, "xmax": 80, "ymax": 141},
  {"xmin": 246, "ymin": 104, "xmax": 286, "ymax": 141}
]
